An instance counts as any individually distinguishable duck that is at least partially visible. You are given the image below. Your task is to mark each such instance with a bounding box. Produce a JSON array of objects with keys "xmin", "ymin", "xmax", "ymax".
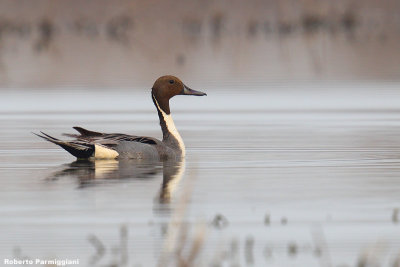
[{"xmin": 34, "ymin": 75, "xmax": 206, "ymax": 160}]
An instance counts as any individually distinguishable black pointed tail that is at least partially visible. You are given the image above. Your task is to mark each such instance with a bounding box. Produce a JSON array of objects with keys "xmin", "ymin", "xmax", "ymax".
[{"xmin": 33, "ymin": 132, "xmax": 95, "ymax": 159}]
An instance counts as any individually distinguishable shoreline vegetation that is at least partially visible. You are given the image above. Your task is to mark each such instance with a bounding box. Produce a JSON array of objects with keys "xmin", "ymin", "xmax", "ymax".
[{"xmin": 0, "ymin": 0, "xmax": 399, "ymax": 87}]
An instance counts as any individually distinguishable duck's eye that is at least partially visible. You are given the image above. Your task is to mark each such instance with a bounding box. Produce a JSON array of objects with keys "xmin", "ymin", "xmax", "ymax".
[{"xmin": 169, "ymin": 80, "xmax": 175, "ymax": 84}]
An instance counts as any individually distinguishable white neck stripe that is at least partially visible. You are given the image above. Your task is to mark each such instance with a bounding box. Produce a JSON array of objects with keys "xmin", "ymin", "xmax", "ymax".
[{"xmin": 153, "ymin": 98, "xmax": 186, "ymax": 156}]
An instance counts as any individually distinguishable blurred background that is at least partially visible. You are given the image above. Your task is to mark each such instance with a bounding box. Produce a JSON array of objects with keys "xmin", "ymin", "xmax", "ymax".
[{"xmin": 0, "ymin": 0, "xmax": 399, "ymax": 87}]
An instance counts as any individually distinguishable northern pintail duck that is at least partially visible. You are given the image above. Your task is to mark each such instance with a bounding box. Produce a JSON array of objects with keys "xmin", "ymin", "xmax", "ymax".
[{"xmin": 35, "ymin": 75, "xmax": 206, "ymax": 160}]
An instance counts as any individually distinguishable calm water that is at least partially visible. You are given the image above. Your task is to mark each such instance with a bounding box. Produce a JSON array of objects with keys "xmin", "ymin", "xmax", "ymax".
[{"xmin": 1, "ymin": 83, "xmax": 400, "ymax": 267}]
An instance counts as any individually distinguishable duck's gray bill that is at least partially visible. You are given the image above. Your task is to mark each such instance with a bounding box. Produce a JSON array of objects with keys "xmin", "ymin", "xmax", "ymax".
[{"xmin": 181, "ymin": 85, "xmax": 207, "ymax": 96}]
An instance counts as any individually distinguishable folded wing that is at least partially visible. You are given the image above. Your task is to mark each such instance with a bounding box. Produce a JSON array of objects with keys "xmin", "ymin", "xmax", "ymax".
[{"xmin": 35, "ymin": 126, "xmax": 159, "ymax": 159}]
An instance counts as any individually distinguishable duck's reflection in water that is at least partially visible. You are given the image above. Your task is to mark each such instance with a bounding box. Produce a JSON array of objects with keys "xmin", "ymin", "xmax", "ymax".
[{"xmin": 47, "ymin": 158, "xmax": 185, "ymax": 204}]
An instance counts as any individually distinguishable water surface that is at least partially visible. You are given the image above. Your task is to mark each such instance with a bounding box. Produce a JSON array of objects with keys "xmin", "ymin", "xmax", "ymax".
[{"xmin": 1, "ymin": 84, "xmax": 400, "ymax": 266}]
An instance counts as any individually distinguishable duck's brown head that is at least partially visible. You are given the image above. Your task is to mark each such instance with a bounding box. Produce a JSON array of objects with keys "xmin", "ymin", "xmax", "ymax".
[{"xmin": 151, "ymin": 75, "xmax": 206, "ymax": 115}]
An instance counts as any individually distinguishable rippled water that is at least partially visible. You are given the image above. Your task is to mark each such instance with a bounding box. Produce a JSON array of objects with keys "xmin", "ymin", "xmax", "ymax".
[{"xmin": 1, "ymin": 84, "xmax": 400, "ymax": 267}]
